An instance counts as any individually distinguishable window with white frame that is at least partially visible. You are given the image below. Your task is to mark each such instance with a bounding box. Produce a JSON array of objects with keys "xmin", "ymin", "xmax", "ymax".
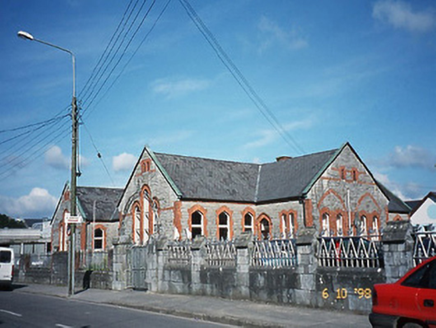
[
  {"xmin": 336, "ymin": 214, "xmax": 343, "ymax": 236},
  {"xmin": 281, "ymin": 213, "xmax": 294, "ymax": 238},
  {"xmin": 218, "ymin": 212, "xmax": 230, "ymax": 240},
  {"xmin": 360, "ymin": 215, "xmax": 368, "ymax": 236},
  {"xmin": 191, "ymin": 211, "xmax": 203, "ymax": 240},
  {"xmin": 134, "ymin": 205, "xmax": 141, "ymax": 245},
  {"xmin": 260, "ymin": 218, "xmax": 270, "ymax": 240},
  {"xmin": 94, "ymin": 228, "xmax": 104, "ymax": 251},
  {"xmin": 143, "ymin": 191, "xmax": 150, "ymax": 244},
  {"xmin": 244, "ymin": 213, "xmax": 253, "ymax": 232},
  {"xmin": 322, "ymin": 213, "xmax": 330, "ymax": 236},
  {"xmin": 372, "ymin": 216, "xmax": 379, "ymax": 237}
]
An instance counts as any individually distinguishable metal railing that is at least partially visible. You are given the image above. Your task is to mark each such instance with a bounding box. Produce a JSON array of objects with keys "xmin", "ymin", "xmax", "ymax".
[
  {"xmin": 317, "ymin": 236, "xmax": 382, "ymax": 268},
  {"xmin": 205, "ymin": 239, "xmax": 236, "ymax": 267},
  {"xmin": 166, "ymin": 240, "xmax": 192, "ymax": 266},
  {"xmin": 251, "ymin": 239, "xmax": 297, "ymax": 268},
  {"xmin": 413, "ymin": 232, "xmax": 436, "ymax": 266}
]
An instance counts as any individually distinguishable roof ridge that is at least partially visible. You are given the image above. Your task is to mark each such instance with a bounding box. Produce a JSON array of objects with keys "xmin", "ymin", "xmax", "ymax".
[{"xmin": 155, "ymin": 152, "xmax": 261, "ymax": 166}]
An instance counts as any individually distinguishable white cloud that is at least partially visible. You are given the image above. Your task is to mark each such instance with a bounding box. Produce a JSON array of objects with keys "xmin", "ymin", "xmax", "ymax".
[
  {"xmin": 149, "ymin": 130, "xmax": 194, "ymax": 146},
  {"xmin": 45, "ymin": 145, "xmax": 89, "ymax": 170},
  {"xmin": 244, "ymin": 118, "xmax": 313, "ymax": 150},
  {"xmin": 374, "ymin": 172, "xmax": 425, "ymax": 201},
  {"xmin": 0, "ymin": 188, "xmax": 57, "ymax": 218},
  {"xmin": 387, "ymin": 145, "xmax": 435, "ymax": 169},
  {"xmin": 45, "ymin": 146, "xmax": 69, "ymax": 170},
  {"xmin": 151, "ymin": 77, "xmax": 210, "ymax": 98},
  {"xmin": 112, "ymin": 153, "xmax": 137, "ymax": 172},
  {"xmin": 373, "ymin": 0, "xmax": 435, "ymax": 33},
  {"xmin": 258, "ymin": 16, "xmax": 308, "ymax": 53}
]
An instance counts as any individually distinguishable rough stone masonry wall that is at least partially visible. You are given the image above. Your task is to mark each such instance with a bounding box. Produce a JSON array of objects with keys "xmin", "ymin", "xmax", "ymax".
[{"xmin": 112, "ymin": 221, "xmax": 413, "ymax": 313}]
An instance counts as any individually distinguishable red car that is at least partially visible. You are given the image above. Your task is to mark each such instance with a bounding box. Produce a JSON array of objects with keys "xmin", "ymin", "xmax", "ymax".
[{"xmin": 369, "ymin": 256, "xmax": 436, "ymax": 328}]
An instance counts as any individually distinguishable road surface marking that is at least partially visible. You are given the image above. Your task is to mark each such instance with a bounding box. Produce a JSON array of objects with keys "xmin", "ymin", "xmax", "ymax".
[
  {"xmin": 0, "ymin": 309, "xmax": 22, "ymax": 317},
  {"xmin": 55, "ymin": 324, "xmax": 73, "ymax": 328}
]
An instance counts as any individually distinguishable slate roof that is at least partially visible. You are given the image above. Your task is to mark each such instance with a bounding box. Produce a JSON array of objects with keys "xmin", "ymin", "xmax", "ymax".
[
  {"xmin": 376, "ymin": 182, "xmax": 411, "ymax": 214},
  {"xmin": 76, "ymin": 187, "xmax": 123, "ymax": 222},
  {"xmin": 154, "ymin": 148, "xmax": 338, "ymax": 203}
]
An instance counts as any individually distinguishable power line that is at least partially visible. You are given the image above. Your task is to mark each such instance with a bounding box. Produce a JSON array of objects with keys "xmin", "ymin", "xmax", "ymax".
[
  {"xmin": 80, "ymin": 119, "xmax": 115, "ymax": 187},
  {"xmin": 82, "ymin": 0, "xmax": 157, "ymax": 115},
  {"xmin": 82, "ymin": 0, "xmax": 171, "ymax": 119},
  {"xmin": 179, "ymin": 0, "xmax": 305, "ymax": 155}
]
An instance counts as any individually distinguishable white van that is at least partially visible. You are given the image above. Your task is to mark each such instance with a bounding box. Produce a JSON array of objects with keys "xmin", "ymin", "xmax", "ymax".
[{"xmin": 0, "ymin": 247, "xmax": 14, "ymax": 289}]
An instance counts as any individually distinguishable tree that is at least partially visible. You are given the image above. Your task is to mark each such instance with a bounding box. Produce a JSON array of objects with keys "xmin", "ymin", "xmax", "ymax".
[{"xmin": 0, "ymin": 213, "xmax": 27, "ymax": 229}]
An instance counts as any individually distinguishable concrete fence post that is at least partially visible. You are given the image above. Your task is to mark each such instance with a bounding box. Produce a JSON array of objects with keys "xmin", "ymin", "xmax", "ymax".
[
  {"xmin": 295, "ymin": 227, "xmax": 319, "ymax": 307},
  {"xmin": 191, "ymin": 236, "xmax": 206, "ymax": 295},
  {"xmin": 382, "ymin": 221, "xmax": 414, "ymax": 283},
  {"xmin": 235, "ymin": 232, "xmax": 252, "ymax": 299}
]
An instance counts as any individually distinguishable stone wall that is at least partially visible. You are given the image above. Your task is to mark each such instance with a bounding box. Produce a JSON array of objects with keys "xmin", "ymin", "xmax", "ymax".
[{"xmin": 112, "ymin": 222, "xmax": 414, "ymax": 313}]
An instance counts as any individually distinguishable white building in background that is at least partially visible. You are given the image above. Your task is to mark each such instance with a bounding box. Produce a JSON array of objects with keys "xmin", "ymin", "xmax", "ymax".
[
  {"xmin": 408, "ymin": 192, "xmax": 436, "ymax": 231},
  {"xmin": 0, "ymin": 218, "xmax": 52, "ymax": 255}
]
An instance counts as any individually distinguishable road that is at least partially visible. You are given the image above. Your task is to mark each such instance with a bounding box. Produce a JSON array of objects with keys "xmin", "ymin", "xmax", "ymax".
[{"xmin": 0, "ymin": 290, "xmax": 234, "ymax": 328}]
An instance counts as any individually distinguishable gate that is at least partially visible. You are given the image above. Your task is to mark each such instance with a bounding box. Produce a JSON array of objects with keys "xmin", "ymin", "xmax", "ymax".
[{"xmin": 127, "ymin": 246, "xmax": 149, "ymax": 290}]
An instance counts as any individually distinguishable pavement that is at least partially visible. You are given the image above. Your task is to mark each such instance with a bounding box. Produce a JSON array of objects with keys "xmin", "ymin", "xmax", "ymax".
[{"xmin": 14, "ymin": 284, "xmax": 371, "ymax": 328}]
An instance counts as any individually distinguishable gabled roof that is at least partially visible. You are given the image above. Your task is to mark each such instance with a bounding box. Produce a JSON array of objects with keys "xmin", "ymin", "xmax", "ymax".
[
  {"xmin": 155, "ymin": 153, "xmax": 259, "ymax": 202},
  {"xmin": 408, "ymin": 191, "xmax": 436, "ymax": 217},
  {"xmin": 154, "ymin": 148, "xmax": 338, "ymax": 203},
  {"xmin": 376, "ymin": 182, "xmax": 411, "ymax": 214},
  {"xmin": 76, "ymin": 186, "xmax": 123, "ymax": 222}
]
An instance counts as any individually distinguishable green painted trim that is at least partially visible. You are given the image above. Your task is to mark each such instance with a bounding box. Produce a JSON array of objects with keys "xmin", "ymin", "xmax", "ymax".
[{"xmin": 147, "ymin": 147, "xmax": 183, "ymax": 198}]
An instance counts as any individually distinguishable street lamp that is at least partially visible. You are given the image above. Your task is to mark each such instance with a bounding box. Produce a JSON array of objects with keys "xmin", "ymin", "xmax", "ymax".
[{"xmin": 18, "ymin": 30, "xmax": 79, "ymax": 296}]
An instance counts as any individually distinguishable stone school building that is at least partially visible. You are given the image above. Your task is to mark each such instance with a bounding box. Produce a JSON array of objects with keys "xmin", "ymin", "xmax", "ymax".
[
  {"xmin": 117, "ymin": 142, "xmax": 409, "ymax": 245},
  {"xmin": 43, "ymin": 141, "xmax": 416, "ymax": 312}
]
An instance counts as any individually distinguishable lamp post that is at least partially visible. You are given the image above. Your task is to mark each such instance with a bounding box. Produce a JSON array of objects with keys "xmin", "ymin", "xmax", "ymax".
[{"xmin": 18, "ymin": 31, "xmax": 78, "ymax": 296}]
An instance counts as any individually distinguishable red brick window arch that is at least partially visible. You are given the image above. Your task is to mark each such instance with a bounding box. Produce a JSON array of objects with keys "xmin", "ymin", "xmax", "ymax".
[
  {"xmin": 93, "ymin": 225, "xmax": 107, "ymax": 251},
  {"xmin": 279, "ymin": 210, "xmax": 298, "ymax": 239},
  {"xmin": 241, "ymin": 207, "xmax": 255, "ymax": 235},
  {"xmin": 188, "ymin": 205, "xmax": 208, "ymax": 240},
  {"xmin": 257, "ymin": 214, "xmax": 272, "ymax": 240}
]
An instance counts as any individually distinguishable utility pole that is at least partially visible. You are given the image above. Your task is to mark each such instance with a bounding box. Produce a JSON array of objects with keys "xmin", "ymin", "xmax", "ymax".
[
  {"xmin": 18, "ymin": 31, "xmax": 78, "ymax": 296},
  {"xmin": 69, "ymin": 94, "xmax": 78, "ymax": 296}
]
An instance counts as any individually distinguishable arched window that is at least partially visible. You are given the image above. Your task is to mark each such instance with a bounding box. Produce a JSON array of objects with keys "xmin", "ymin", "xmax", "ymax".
[
  {"xmin": 336, "ymin": 214, "xmax": 343, "ymax": 236},
  {"xmin": 259, "ymin": 218, "xmax": 270, "ymax": 240},
  {"xmin": 321, "ymin": 213, "xmax": 330, "ymax": 237},
  {"xmin": 133, "ymin": 205, "xmax": 141, "ymax": 245},
  {"xmin": 60, "ymin": 211, "xmax": 69, "ymax": 251},
  {"xmin": 371, "ymin": 216, "xmax": 379, "ymax": 240},
  {"xmin": 218, "ymin": 212, "xmax": 230, "ymax": 240},
  {"xmin": 243, "ymin": 213, "xmax": 253, "ymax": 233},
  {"xmin": 94, "ymin": 228, "xmax": 104, "ymax": 251},
  {"xmin": 191, "ymin": 211, "xmax": 204, "ymax": 240},
  {"xmin": 142, "ymin": 190, "xmax": 151, "ymax": 244},
  {"xmin": 360, "ymin": 216, "xmax": 368, "ymax": 237}
]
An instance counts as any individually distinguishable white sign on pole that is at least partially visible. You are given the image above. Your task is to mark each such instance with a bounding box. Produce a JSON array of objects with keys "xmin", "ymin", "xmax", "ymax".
[{"xmin": 65, "ymin": 214, "xmax": 83, "ymax": 224}]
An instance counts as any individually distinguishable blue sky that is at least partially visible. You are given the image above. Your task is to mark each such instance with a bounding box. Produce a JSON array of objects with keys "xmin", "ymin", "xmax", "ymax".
[{"xmin": 1, "ymin": 0, "xmax": 435, "ymax": 218}]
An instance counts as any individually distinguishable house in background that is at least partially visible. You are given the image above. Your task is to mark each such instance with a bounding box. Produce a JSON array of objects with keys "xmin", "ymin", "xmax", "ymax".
[
  {"xmin": 408, "ymin": 192, "xmax": 436, "ymax": 231},
  {"xmin": 51, "ymin": 183, "xmax": 123, "ymax": 253},
  {"xmin": 117, "ymin": 142, "xmax": 411, "ymax": 245}
]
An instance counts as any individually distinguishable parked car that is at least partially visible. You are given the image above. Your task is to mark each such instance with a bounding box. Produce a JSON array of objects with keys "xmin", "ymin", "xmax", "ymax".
[
  {"xmin": 369, "ymin": 256, "xmax": 436, "ymax": 328},
  {"xmin": 0, "ymin": 247, "xmax": 14, "ymax": 290}
]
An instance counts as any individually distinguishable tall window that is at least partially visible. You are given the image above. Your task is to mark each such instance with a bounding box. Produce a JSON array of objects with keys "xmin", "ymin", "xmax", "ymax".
[
  {"xmin": 321, "ymin": 213, "xmax": 330, "ymax": 237},
  {"xmin": 372, "ymin": 216, "xmax": 379, "ymax": 240},
  {"xmin": 94, "ymin": 228, "xmax": 104, "ymax": 251},
  {"xmin": 60, "ymin": 211, "xmax": 69, "ymax": 251},
  {"xmin": 243, "ymin": 213, "xmax": 253, "ymax": 232},
  {"xmin": 260, "ymin": 218, "xmax": 270, "ymax": 240},
  {"xmin": 336, "ymin": 214, "xmax": 343, "ymax": 236},
  {"xmin": 143, "ymin": 190, "xmax": 150, "ymax": 244},
  {"xmin": 191, "ymin": 211, "xmax": 203, "ymax": 240},
  {"xmin": 134, "ymin": 205, "xmax": 141, "ymax": 245},
  {"xmin": 218, "ymin": 212, "xmax": 230, "ymax": 240},
  {"xmin": 359, "ymin": 216, "xmax": 368, "ymax": 236}
]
